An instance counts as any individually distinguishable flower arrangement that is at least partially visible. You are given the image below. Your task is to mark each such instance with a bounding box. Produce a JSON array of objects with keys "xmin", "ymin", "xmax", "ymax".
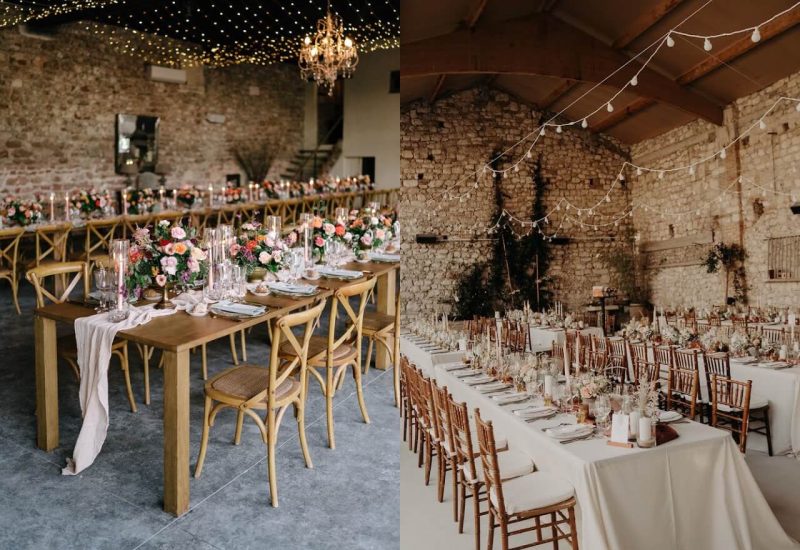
[
  {"xmin": 127, "ymin": 220, "xmax": 207, "ymax": 299},
  {"xmin": 573, "ymin": 373, "xmax": 610, "ymax": 401},
  {"xmin": 1, "ymin": 196, "xmax": 43, "ymax": 226},
  {"xmin": 230, "ymin": 222, "xmax": 288, "ymax": 274},
  {"xmin": 72, "ymin": 188, "xmax": 110, "ymax": 218},
  {"xmin": 223, "ymin": 186, "xmax": 245, "ymax": 204},
  {"xmin": 618, "ymin": 318, "xmax": 654, "ymax": 342},
  {"xmin": 700, "ymin": 328, "xmax": 730, "ymax": 352},
  {"xmin": 635, "ymin": 381, "xmax": 660, "ymax": 417},
  {"xmin": 175, "ymin": 186, "xmax": 199, "ymax": 208},
  {"xmin": 678, "ymin": 327, "xmax": 700, "ymax": 348},
  {"xmin": 347, "ymin": 210, "xmax": 393, "ymax": 256},
  {"xmin": 126, "ymin": 189, "xmax": 156, "ymax": 215}
]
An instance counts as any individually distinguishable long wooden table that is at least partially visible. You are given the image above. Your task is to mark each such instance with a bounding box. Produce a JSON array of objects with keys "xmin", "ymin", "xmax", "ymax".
[{"xmin": 33, "ymin": 260, "xmax": 398, "ymax": 516}]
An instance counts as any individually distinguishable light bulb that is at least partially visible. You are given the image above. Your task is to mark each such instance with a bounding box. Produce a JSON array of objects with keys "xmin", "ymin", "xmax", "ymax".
[
  {"xmin": 304, "ymin": 36, "xmax": 311, "ymax": 45},
  {"xmin": 666, "ymin": 34, "xmax": 675, "ymax": 47},
  {"xmin": 540, "ymin": 127, "xmax": 546, "ymax": 136},
  {"xmin": 514, "ymin": 165, "xmax": 519, "ymax": 172},
  {"xmin": 759, "ymin": 119, "xmax": 767, "ymax": 130},
  {"xmin": 720, "ymin": 149, "xmax": 727, "ymax": 159},
  {"xmin": 630, "ymin": 75, "xmax": 638, "ymax": 86},
  {"xmin": 796, "ymin": 102, "xmax": 800, "ymax": 112},
  {"xmin": 658, "ymin": 171, "xmax": 665, "ymax": 180},
  {"xmin": 636, "ymin": 167, "xmax": 642, "ymax": 176},
  {"xmin": 526, "ymin": 151, "xmax": 532, "ymax": 158},
  {"xmin": 689, "ymin": 166, "xmax": 695, "ymax": 175},
  {"xmin": 618, "ymin": 173, "xmax": 625, "ymax": 181},
  {"xmin": 344, "ymin": 37, "xmax": 353, "ymax": 48},
  {"xmin": 607, "ymin": 102, "xmax": 614, "ymax": 113},
  {"xmin": 581, "ymin": 118, "xmax": 588, "ymax": 128},
  {"xmin": 703, "ymin": 38, "xmax": 712, "ymax": 51},
  {"xmin": 605, "ymin": 195, "xmax": 611, "ymax": 202},
  {"xmin": 751, "ymin": 27, "xmax": 761, "ymax": 42},
  {"xmin": 556, "ymin": 125, "xmax": 562, "ymax": 134}
]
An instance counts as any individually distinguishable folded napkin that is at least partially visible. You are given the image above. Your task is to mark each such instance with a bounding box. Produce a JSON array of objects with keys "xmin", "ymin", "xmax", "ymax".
[
  {"xmin": 63, "ymin": 305, "xmax": 178, "ymax": 476},
  {"xmin": 170, "ymin": 290, "xmax": 206, "ymax": 310},
  {"xmin": 465, "ymin": 376, "xmax": 494, "ymax": 385},
  {"xmin": 655, "ymin": 424, "xmax": 679, "ymax": 446},
  {"xmin": 545, "ymin": 424, "xmax": 592, "ymax": 439},
  {"xmin": 318, "ymin": 267, "xmax": 363, "ymax": 279},
  {"xmin": 492, "ymin": 392, "xmax": 528, "ymax": 405},
  {"xmin": 268, "ymin": 281, "xmax": 317, "ymax": 295},
  {"xmin": 453, "ymin": 370, "xmax": 482, "ymax": 378},
  {"xmin": 514, "ymin": 405, "xmax": 557, "ymax": 418},
  {"xmin": 477, "ymin": 382, "xmax": 511, "ymax": 393},
  {"xmin": 442, "ymin": 362, "xmax": 468, "ymax": 371},
  {"xmin": 371, "ymin": 252, "xmax": 400, "ymax": 262},
  {"xmin": 212, "ymin": 300, "xmax": 266, "ymax": 317}
]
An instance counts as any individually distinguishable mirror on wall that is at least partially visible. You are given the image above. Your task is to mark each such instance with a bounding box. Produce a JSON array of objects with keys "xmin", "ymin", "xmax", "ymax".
[{"xmin": 115, "ymin": 114, "xmax": 159, "ymax": 174}]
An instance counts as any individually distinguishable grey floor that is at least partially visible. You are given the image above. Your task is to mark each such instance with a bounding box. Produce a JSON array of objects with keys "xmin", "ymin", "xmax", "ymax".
[{"xmin": 0, "ymin": 285, "xmax": 400, "ymax": 550}]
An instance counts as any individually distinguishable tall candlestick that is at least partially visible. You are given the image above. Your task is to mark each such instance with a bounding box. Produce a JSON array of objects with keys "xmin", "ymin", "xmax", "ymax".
[
  {"xmin": 208, "ymin": 185, "xmax": 213, "ymax": 206},
  {"xmin": 159, "ymin": 188, "xmax": 165, "ymax": 209},
  {"xmin": 122, "ymin": 189, "xmax": 128, "ymax": 215},
  {"xmin": 64, "ymin": 192, "xmax": 70, "ymax": 221},
  {"xmin": 49, "ymin": 193, "xmax": 55, "ymax": 222}
]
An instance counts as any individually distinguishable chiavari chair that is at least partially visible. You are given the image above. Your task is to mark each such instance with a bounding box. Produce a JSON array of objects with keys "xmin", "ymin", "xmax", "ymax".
[
  {"xmin": 448, "ymin": 397, "xmax": 533, "ymax": 550},
  {"xmin": 363, "ymin": 291, "xmax": 402, "ymax": 406},
  {"xmin": 577, "ymin": 333, "xmax": 591, "ymax": 370},
  {"xmin": 761, "ymin": 327, "xmax": 786, "ymax": 346},
  {"xmin": 630, "ymin": 342, "xmax": 659, "ymax": 386},
  {"xmin": 591, "ymin": 335, "xmax": 607, "ymax": 355},
  {"xmin": 79, "ymin": 217, "xmax": 120, "ymax": 267},
  {"xmin": 607, "ymin": 338, "xmax": 627, "ymax": 370},
  {"xmin": 26, "ymin": 261, "xmax": 137, "ymax": 412},
  {"xmin": 415, "ymin": 371, "xmax": 438, "ymax": 483},
  {"xmin": 194, "ymin": 300, "xmax": 325, "ymax": 507},
  {"xmin": 279, "ymin": 277, "xmax": 376, "ymax": 449},
  {"xmin": 697, "ymin": 323, "xmax": 711, "ymax": 336},
  {"xmin": 585, "ymin": 348, "xmax": 607, "ymax": 375},
  {"xmin": 665, "ymin": 367, "xmax": 699, "ymax": 421},
  {"xmin": 565, "ymin": 330, "xmax": 577, "ymax": 368},
  {"xmin": 732, "ymin": 316, "xmax": 748, "ymax": 330},
  {"xmin": 710, "ymin": 375, "xmax": 752, "ymax": 453},
  {"xmin": 708, "ymin": 314, "xmax": 721, "ymax": 327},
  {"xmin": 673, "ymin": 348, "xmax": 699, "ymax": 372},
  {"xmin": 683, "ymin": 312, "xmax": 697, "ymax": 331},
  {"xmin": 0, "ymin": 227, "xmax": 25, "ymax": 314},
  {"xmin": 399, "ymin": 356, "xmax": 414, "ymax": 445},
  {"xmin": 665, "ymin": 313, "xmax": 677, "ymax": 327},
  {"xmin": 431, "ymin": 381, "xmax": 458, "ymax": 518},
  {"xmin": 702, "ymin": 352, "xmax": 772, "ymax": 454},
  {"xmin": 474, "ymin": 410, "xmax": 579, "ymax": 550}
]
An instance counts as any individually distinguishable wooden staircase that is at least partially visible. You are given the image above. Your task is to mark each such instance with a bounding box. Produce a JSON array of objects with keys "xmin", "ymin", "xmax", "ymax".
[{"xmin": 280, "ymin": 143, "xmax": 339, "ymax": 181}]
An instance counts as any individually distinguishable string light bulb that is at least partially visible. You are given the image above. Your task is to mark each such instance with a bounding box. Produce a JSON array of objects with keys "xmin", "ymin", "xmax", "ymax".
[
  {"xmin": 606, "ymin": 102, "xmax": 614, "ymax": 112},
  {"xmin": 666, "ymin": 34, "xmax": 675, "ymax": 47},
  {"xmin": 581, "ymin": 118, "xmax": 588, "ymax": 128},
  {"xmin": 556, "ymin": 125, "xmax": 562, "ymax": 134},
  {"xmin": 720, "ymin": 149, "xmax": 727, "ymax": 159},
  {"xmin": 752, "ymin": 27, "xmax": 761, "ymax": 42},
  {"xmin": 703, "ymin": 37, "xmax": 712, "ymax": 51},
  {"xmin": 636, "ymin": 167, "xmax": 642, "ymax": 176},
  {"xmin": 759, "ymin": 119, "xmax": 767, "ymax": 130},
  {"xmin": 630, "ymin": 75, "xmax": 638, "ymax": 86},
  {"xmin": 540, "ymin": 127, "xmax": 546, "ymax": 136}
]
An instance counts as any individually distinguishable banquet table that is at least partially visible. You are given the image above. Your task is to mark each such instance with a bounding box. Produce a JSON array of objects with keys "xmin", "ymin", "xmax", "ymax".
[
  {"xmin": 400, "ymin": 336, "xmax": 799, "ymax": 550},
  {"xmin": 528, "ymin": 325, "xmax": 603, "ymax": 353},
  {"xmin": 34, "ymin": 260, "xmax": 398, "ymax": 516}
]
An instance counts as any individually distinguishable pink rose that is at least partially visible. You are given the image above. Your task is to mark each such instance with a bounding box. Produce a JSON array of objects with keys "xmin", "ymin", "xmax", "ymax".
[
  {"xmin": 323, "ymin": 222, "xmax": 335, "ymax": 236},
  {"xmin": 229, "ymin": 243, "xmax": 241, "ymax": 256},
  {"xmin": 163, "ymin": 243, "xmax": 175, "ymax": 255},
  {"xmin": 171, "ymin": 227, "xmax": 186, "ymax": 240},
  {"xmin": 187, "ymin": 258, "xmax": 200, "ymax": 273},
  {"xmin": 314, "ymin": 236, "xmax": 324, "ymax": 247},
  {"xmin": 155, "ymin": 274, "xmax": 167, "ymax": 287},
  {"xmin": 286, "ymin": 232, "xmax": 298, "ymax": 245},
  {"xmin": 360, "ymin": 234, "xmax": 373, "ymax": 247},
  {"xmin": 258, "ymin": 251, "xmax": 272, "ymax": 264},
  {"xmin": 375, "ymin": 229, "xmax": 385, "ymax": 240}
]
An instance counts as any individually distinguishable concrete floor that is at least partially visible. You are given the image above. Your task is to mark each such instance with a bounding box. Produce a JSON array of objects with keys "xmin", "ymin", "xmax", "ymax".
[{"xmin": 0, "ymin": 286, "xmax": 399, "ymax": 550}]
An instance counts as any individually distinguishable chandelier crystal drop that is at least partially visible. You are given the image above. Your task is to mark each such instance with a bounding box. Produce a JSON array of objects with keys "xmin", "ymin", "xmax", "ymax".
[{"xmin": 298, "ymin": 3, "xmax": 359, "ymax": 96}]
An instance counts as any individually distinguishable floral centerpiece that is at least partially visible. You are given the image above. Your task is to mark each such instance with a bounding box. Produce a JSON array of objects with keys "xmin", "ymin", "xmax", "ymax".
[
  {"xmin": 72, "ymin": 188, "xmax": 111, "ymax": 218},
  {"xmin": 573, "ymin": 373, "xmax": 610, "ymax": 402},
  {"xmin": 618, "ymin": 318, "xmax": 654, "ymax": 342},
  {"xmin": 127, "ymin": 220, "xmax": 208, "ymax": 302},
  {"xmin": 729, "ymin": 330, "xmax": 753, "ymax": 357},
  {"xmin": 347, "ymin": 210, "xmax": 393, "ymax": 258},
  {"xmin": 700, "ymin": 328, "xmax": 730, "ymax": 352},
  {"xmin": 230, "ymin": 222, "xmax": 288, "ymax": 276},
  {"xmin": 223, "ymin": 186, "xmax": 245, "ymax": 204},
  {"xmin": 126, "ymin": 189, "xmax": 156, "ymax": 215},
  {"xmin": 175, "ymin": 186, "xmax": 199, "ymax": 208},
  {"xmin": 1, "ymin": 196, "xmax": 43, "ymax": 226}
]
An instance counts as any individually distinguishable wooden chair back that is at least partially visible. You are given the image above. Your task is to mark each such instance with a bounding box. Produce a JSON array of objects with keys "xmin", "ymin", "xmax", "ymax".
[
  {"xmin": 708, "ymin": 314, "xmax": 721, "ymax": 327},
  {"xmin": 654, "ymin": 345, "xmax": 674, "ymax": 382},
  {"xmin": 731, "ymin": 316, "xmax": 748, "ymax": 330},
  {"xmin": 631, "ymin": 343, "xmax": 659, "ymax": 385},
  {"xmin": 430, "ymin": 381, "xmax": 454, "ymax": 454},
  {"xmin": 585, "ymin": 349, "xmax": 607, "ymax": 374},
  {"xmin": 26, "ymin": 261, "xmax": 89, "ymax": 307},
  {"xmin": 577, "ymin": 332, "xmax": 591, "ymax": 368},
  {"xmin": 0, "ymin": 226, "xmax": 24, "ymax": 275},
  {"xmin": 448, "ymin": 395, "xmax": 478, "ymax": 483},
  {"xmin": 416, "ymin": 374, "xmax": 435, "ymax": 433},
  {"xmin": 216, "ymin": 206, "xmax": 238, "ymax": 227},
  {"xmin": 591, "ymin": 335, "xmax": 608, "ymax": 354},
  {"xmin": 666, "ymin": 367, "xmax": 699, "ymax": 420},
  {"xmin": 122, "ymin": 214, "xmax": 152, "ymax": 238},
  {"xmin": 710, "ymin": 375, "xmax": 751, "ymax": 453},
  {"xmin": 674, "ymin": 348, "xmax": 699, "ymax": 371},
  {"xmin": 83, "ymin": 217, "xmax": 120, "ymax": 261},
  {"xmin": 33, "ymin": 222, "xmax": 72, "ymax": 266},
  {"xmin": 608, "ymin": 337, "xmax": 627, "ymax": 369},
  {"xmin": 322, "ymin": 277, "xmax": 378, "ymax": 366},
  {"xmin": 474, "ymin": 410, "xmax": 505, "ymax": 516},
  {"xmin": 761, "ymin": 327, "xmax": 786, "ymax": 346},
  {"xmin": 245, "ymin": 299, "xmax": 326, "ymax": 411}
]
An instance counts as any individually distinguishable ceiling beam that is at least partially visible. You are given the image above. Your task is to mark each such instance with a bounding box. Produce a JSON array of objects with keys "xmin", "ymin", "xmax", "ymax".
[
  {"xmin": 676, "ymin": 8, "xmax": 800, "ymax": 85},
  {"xmin": 463, "ymin": 0, "xmax": 489, "ymax": 30},
  {"xmin": 539, "ymin": 79, "xmax": 578, "ymax": 111},
  {"xmin": 401, "ymin": 14, "xmax": 724, "ymax": 125},
  {"xmin": 611, "ymin": 0, "xmax": 684, "ymax": 49},
  {"xmin": 429, "ymin": 74, "xmax": 447, "ymax": 103},
  {"xmin": 591, "ymin": 97, "xmax": 656, "ymax": 132}
]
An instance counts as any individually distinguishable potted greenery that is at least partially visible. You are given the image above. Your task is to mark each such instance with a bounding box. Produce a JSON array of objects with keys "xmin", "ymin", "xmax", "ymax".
[{"xmin": 703, "ymin": 242, "xmax": 748, "ymax": 305}]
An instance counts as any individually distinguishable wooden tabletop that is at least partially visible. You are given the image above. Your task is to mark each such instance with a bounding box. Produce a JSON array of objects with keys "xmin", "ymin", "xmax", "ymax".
[{"xmin": 34, "ymin": 260, "xmax": 399, "ymax": 353}]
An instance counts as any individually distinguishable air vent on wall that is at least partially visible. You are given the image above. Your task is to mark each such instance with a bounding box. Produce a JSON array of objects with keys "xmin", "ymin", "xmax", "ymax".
[{"xmin": 146, "ymin": 65, "xmax": 187, "ymax": 84}]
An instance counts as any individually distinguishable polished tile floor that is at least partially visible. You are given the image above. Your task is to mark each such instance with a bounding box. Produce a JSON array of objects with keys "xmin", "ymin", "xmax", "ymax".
[{"xmin": 0, "ymin": 286, "xmax": 399, "ymax": 550}]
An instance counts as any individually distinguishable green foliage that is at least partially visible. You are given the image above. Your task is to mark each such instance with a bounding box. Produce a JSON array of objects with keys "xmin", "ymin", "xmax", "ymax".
[
  {"xmin": 703, "ymin": 242, "xmax": 748, "ymax": 304},
  {"xmin": 452, "ymin": 154, "xmax": 552, "ymax": 318}
]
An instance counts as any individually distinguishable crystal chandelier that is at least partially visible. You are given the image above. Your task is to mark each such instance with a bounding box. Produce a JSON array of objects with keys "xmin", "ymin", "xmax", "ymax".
[{"xmin": 298, "ymin": 2, "xmax": 358, "ymax": 95}]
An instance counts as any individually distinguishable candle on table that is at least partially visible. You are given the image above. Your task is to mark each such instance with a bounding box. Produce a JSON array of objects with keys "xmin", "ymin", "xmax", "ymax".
[
  {"xmin": 495, "ymin": 311, "xmax": 503, "ymax": 368},
  {"xmin": 159, "ymin": 188, "xmax": 165, "ymax": 209},
  {"xmin": 563, "ymin": 340, "xmax": 571, "ymax": 388},
  {"xmin": 544, "ymin": 375, "xmax": 553, "ymax": 398},
  {"xmin": 64, "ymin": 192, "xmax": 70, "ymax": 221},
  {"xmin": 49, "ymin": 193, "xmax": 54, "ymax": 222},
  {"xmin": 122, "ymin": 190, "xmax": 128, "ymax": 215},
  {"xmin": 207, "ymin": 185, "xmax": 213, "ymax": 206}
]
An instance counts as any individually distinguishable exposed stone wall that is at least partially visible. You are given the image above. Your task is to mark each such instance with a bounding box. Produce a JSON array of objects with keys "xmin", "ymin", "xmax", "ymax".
[
  {"xmin": 631, "ymin": 71, "xmax": 800, "ymax": 309},
  {"xmin": 400, "ymin": 88, "xmax": 632, "ymax": 319},
  {"xmin": 0, "ymin": 24, "xmax": 304, "ymax": 196}
]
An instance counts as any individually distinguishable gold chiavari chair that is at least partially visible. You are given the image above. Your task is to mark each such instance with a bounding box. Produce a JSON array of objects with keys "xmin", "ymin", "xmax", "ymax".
[
  {"xmin": 673, "ymin": 348, "xmax": 699, "ymax": 372},
  {"xmin": 630, "ymin": 342, "xmax": 659, "ymax": 386},
  {"xmin": 761, "ymin": 327, "xmax": 786, "ymax": 347},
  {"xmin": 577, "ymin": 333, "xmax": 591, "ymax": 370},
  {"xmin": 0, "ymin": 227, "xmax": 25, "ymax": 314},
  {"xmin": 710, "ymin": 375, "xmax": 752, "ymax": 453},
  {"xmin": 608, "ymin": 338, "xmax": 627, "ymax": 369},
  {"xmin": 363, "ymin": 291, "xmax": 401, "ymax": 407},
  {"xmin": 591, "ymin": 335, "xmax": 608, "ymax": 355},
  {"xmin": 708, "ymin": 314, "xmax": 721, "ymax": 327},
  {"xmin": 26, "ymin": 261, "xmax": 137, "ymax": 412},
  {"xmin": 565, "ymin": 330, "xmax": 577, "ymax": 368},
  {"xmin": 585, "ymin": 348, "xmax": 607, "ymax": 375},
  {"xmin": 279, "ymin": 277, "xmax": 376, "ymax": 449},
  {"xmin": 448, "ymin": 396, "xmax": 533, "ymax": 550},
  {"xmin": 431, "ymin": 381, "xmax": 458, "ymax": 518},
  {"xmin": 474, "ymin": 410, "xmax": 579, "ymax": 550},
  {"xmin": 194, "ymin": 300, "xmax": 325, "ymax": 507},
  {"xmin": 731, "ymin": 316, "xmax": 748, "ymax": 330},
  {"xmin": 665, "ymin": 367, "xmax": 699, "ymax": 421},
  {"xmin": 80, "ymin": 217, "xmax": 120, "ymax": 265},
  {"xmin": 702, "ymin": 352, "xmax": 772, "ymax": 454}
]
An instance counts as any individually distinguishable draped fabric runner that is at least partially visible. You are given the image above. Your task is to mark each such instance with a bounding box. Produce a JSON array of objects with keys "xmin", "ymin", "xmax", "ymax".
[{"xmin": 62, "ymin": 305, "xmax": 178, "ymax": 475}]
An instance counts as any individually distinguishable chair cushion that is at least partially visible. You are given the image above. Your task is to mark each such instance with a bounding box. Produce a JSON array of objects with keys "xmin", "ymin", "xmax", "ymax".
[
  {"xmin": 462, "ymin": 448, "xmax": 534, "ymax": 483},
  {"xmin": 210, "ymin": 365, "xmax": 300, "ymax": 404},
  {"xmin": 490, "ymin": 472, "xmax": 575, "ymax": 514},
  {"xmin": 362, "ymin": 311, "xmax": 394, "ymax": 333},
  {"xmin": 279, "ymin": 335, "xmax": 356, "ymax": 365}
]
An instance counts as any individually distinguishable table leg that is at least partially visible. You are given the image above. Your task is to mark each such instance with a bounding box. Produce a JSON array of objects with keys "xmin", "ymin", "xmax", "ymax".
[
  {"xmin": 35, "ymin": 315, "xmax": 59, "ymax": 451},
  {"xmin": 162, "ymin": 349, "xmax": 190, "ymax": 516},
  {"xmin": 375, "ymin": 268, "xmax": 397, "ymax": 370}
]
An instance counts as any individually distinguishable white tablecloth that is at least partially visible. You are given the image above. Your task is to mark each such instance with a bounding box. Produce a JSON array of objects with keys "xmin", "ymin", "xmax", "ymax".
[{"xmin": 400, "ymin": 336, "xmax": 798, "ymax": 550}]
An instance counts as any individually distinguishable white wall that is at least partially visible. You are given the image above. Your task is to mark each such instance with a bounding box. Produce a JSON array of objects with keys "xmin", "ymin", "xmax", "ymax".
[{"xmin": 332, "ymin": 48, "xmax": 400, "ymax": 188}]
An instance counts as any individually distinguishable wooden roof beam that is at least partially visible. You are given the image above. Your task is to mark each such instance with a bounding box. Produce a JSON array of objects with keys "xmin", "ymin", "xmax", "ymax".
[
  {"xmin": 401, "ymin": 13, "xmax": 724, "ymax": 125},
  {"xmin": 539, "ymin": 79, "xmax": 578, "ymax": 111},
  {"xmin": 591, "ymin": 97, "xmax": 656, "ymax": 133},
  {"xmin": 463, "ymin": 0, "xmax": 489, "ymax": 30},
  {"xmin": 611, "ymin": 0, "xmax": 684, "ymax": 49},
  {"xmin": 429, "ymin": 74, "xmax": 447, "ymax": 103}
]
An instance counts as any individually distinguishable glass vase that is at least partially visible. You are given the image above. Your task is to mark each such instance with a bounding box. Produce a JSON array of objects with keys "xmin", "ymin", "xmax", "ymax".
[{"xmin": 108, "ymin": 239, "xmax": 130, "ymax": 322}]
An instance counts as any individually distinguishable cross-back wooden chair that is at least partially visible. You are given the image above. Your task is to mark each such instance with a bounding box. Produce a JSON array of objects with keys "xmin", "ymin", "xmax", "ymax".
[
  {"xmin": 280, "ymin": 277, "xmax": 377, "ymax": 449},
  {"xmin": 474, "ymin": 410, "xmax": 579, "ymax": 550},
  {"xmin": 194, "ymin": 299, "xmax": 326, "ymax": 507},
  {"xmin": 26, "ymin": 261, "xmax": 136, "ymax": 412},
  {"xmin": 449, "ymin": 397, "xmax": 532, "ymax": 550},
  {"xmin": 665, "ymin": 367, "xmax": 699, "ymax": 421},
  {"xmin": 0, "ymin": 227, "xmax": 25, "ymax": 314},
  {"xmin": 710, "ymin": 375, "xmax": 752, "ymax": 453},
  {"xmin": 702, "ymin": 351, "xmax": 772, "ymax": 454},
  {"xmin": 363, "ymin": 290, "xmax": 401, "ymax": 406},
  {"xmin": 81, "ymin": 217, "xmax": 120, "ymax": 264},
  {"xmin": 215, "ymin": 206, "xmax": 239, "ymax": 227},
  {"xmin": 31, "ymin": 222, "xmax": 72, "ymax": 268},
  {"xmin": 431, "ymin": 381, "xmax": 458, "ymax": 518}
]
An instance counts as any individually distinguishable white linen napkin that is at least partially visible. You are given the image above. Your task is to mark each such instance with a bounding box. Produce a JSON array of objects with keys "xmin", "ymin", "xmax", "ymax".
[
  {"xmin": 170, "ymin": 290, "xmax": 206, "ymax": 310},
  {"xmin": 371, "ymin": 252, "xmax": 400, "ymax": 263},
  {"xmin": 267, "ymin": 281, "xmax": 317, "ymax": 295},
  {"xmin": 211, "ymin": 300, "xmax": 266, "ymax": 316},
  {"xmin": 62, "ymin": 305, "xmax": 178, "ymax": 475},
  {"xmin": 318, "ymin": 267, "xmax": 363, "ymax": 279}
]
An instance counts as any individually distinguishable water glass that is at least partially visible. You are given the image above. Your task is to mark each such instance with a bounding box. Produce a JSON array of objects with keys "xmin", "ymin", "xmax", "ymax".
[{"xmin": 93, "ymin": 267, "xmax": 111, "ymax": 312}]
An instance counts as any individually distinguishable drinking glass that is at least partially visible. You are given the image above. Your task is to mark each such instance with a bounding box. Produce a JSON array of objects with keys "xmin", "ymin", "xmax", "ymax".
[
  {"xmin": 265, "ymin": 215, "xmax": 282, "ymax": 242},
  {"xmin": 93, "ymin": 267, "xmax": 111, "ymax": 312},
  {"xmin": 335, "ymin": 207, "xmax": 348, "ymax": 225},
  {"xmin": 232, "ymin": 265, "xmax": 247, "ymax": 302},
  {"xmin": 108, "ymin": 240, "xmax": 130, "ymax": 322}
]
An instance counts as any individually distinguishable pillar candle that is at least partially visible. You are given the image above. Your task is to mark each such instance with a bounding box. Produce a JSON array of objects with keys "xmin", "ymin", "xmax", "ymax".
[
  {"xmin": 122, "ymin": 191, "xmax": 128, "ymax": 215},
  {"xmin": 639, "ymin": 417, "xmax": 653, "ymax": 442},
  {"xmin": 207, "ymin": 185, "xmax": 213, "ymax": 206},
  {"xmin": 544, "ymin": 375, "xmax": 553, "ymax": 397},
  {"xmin": 64, "ymin": 192, "xmax": 70, "ymax": 221},
  {"xmin": 495, "ymin": 311, "xmax": 503, "ymax": 368},
  {"xmin": 629, "ymin": 410, "xmax": 641, "ymax": 440},
  {"xmin": 49, "ymin": 193, "xmax": 55, "ymax": 222}
]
